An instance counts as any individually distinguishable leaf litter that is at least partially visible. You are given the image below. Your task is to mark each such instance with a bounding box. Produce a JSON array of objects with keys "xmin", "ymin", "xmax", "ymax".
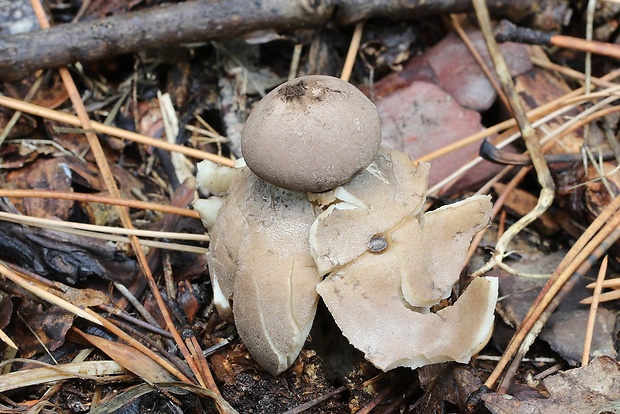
[{"xmin": 0, "ymin": 0, "xmax": 620, "ymax": 412}]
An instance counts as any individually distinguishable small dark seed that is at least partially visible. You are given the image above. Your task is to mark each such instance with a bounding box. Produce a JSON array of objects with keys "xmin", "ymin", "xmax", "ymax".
[{"xmin": 367, "ymin": 235, "xmax": 388, "ymax": 253}]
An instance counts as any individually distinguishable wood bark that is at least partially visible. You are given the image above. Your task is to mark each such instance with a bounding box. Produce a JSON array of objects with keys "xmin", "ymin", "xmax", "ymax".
[
  {"xmin": 335, "ymin": 0, "xmax": 553, "ymax": 24},
  {"xmin": 0, "ymin": 0, "xmax": 334, "ymax": 81},
  {"xmin": 0, "ymin": 0, "xmax": 567, "ymax": 81},
  {"xmin": 0, "ymin": 220, "xmax": 136, "ymax": 285}
]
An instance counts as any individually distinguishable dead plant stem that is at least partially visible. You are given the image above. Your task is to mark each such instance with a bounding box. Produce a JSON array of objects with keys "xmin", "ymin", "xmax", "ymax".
[
  {"xmin": 0, "ymin": 95, "xmax": 234, "ymax": 167},
  {"xmin": 472, "ymin": 0, "xmax": 555, "ymax": 277},
  {"xmin": 31, "ymin": 0, "xmax": 206, "ymax": 389},
  {"xmin": 484, "ymin": 194, "xmax": 620, "ymax": 389},
  {"xmin": 0, "ymin": 189, "xmax": 199, "ymax": 218}
]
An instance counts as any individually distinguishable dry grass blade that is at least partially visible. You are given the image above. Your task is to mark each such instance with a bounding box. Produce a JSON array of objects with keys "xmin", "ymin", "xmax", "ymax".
[
  {"xmin": 0, "ymin": 261, "xmax": 101, "ymax": 325},
  {"xmin": 0, "ymin": 211, "xmax": 207, "ymax": 241},
  {"xmin": 0, "ymin": 189, "xmax": 200, "ymax": 218},
  {"xmin": 0, "ymin": 94, "xmax": 234, "ymax": 167},
  {"xmin": 0, "ymin": 359, "xmax": 128, "ymax": 393},
  {"xmin": 0, "ymin": 328, "xmax": 18, "ymax": 350},
  {"xmin": 74, "ymin": 329, "xmax": 177, "ymax": 384},
  {"xmin": 0, "ymin": 212, "xmax": 208, "ymax": 254},
  {"xmin": 30, "ymin": 0, "xmax": 209, "ymax": 391}
]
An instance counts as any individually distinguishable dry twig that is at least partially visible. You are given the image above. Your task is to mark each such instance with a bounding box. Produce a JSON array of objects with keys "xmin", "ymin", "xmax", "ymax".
[
  {"xmin": 0, "ymin": 95, "xmax": 234, "ymax": 167},
  {"xmin": 485, "ymin": 194, "xmax": 620, "ymax": 390},
  {"xmin": 0, "ymin": 0, "xmax": 561, "ymax": 81},
  {"xmin": 30, "ymin": 0, "xmax": 210, "ymax": 394},
  {"xmin": 0, "ymin": 189, "xmax": 200, "ymax": 218},
  {"xmin": 471, "ymin": 0, "xmax": 555, "ymax": 277}
]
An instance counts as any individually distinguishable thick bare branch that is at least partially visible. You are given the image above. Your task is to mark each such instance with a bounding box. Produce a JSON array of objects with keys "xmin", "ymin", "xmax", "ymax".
[
  {"xmin": 0, "ymin": 0, "xmax": 568, "ymax": 81},
  {"xmin": 0, "ymin": 0, "xmax": 334, "ymax": 80},
  {"xmin": 335, "ymin": 0, "xmax": 561, "ymax": 24}
]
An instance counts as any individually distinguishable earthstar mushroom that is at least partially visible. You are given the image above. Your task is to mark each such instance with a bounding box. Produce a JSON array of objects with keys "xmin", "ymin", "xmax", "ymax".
[{"xmin": 194, "ymin": 75, "xmax": 498, "ymax": 376}]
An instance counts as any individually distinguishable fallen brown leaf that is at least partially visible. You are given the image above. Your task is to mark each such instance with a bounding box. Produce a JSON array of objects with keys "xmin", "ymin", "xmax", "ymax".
[
  {"xmin": 75, "ymin": 329, "xmax": 177, "ymax": 384},
  {"xmin": 483, "ymin": 356, "xmax": 620, "ymax": 414}
]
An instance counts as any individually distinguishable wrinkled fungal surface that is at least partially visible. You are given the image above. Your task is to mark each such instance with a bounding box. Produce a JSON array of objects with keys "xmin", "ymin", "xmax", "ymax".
[
  {"xmin": 317, "ymin": 264, "xmax": 498, "ymax": 371},
  {"xmin": 197, "ymin": 147, "xmax": 497, "ymax": 376},
  {"xmin": 309, "ymin": 148, "xmax": 429, "ymax": 276},
  {"xmin": 206, "ymin": 168, "xmax": 321, "ymax": 375}
]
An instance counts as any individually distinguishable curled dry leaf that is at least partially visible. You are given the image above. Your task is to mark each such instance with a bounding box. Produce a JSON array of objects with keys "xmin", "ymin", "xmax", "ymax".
[
  {"xmin": 483, "ymin": 356, "xmax": 620, "ymax": 414},
  {"xmin": 76, "ymin": 330, "xmax": 176, "ymax": 384}
]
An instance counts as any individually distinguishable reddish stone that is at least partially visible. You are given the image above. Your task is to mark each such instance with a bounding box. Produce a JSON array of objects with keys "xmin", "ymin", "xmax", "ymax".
[
  {"xmin": 377, "ymin": 80, "xmax": 497, "ymax": 189},
  {"xmin": 372, "ymin": 31, "xmax": 532, "ymax": 112}
]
